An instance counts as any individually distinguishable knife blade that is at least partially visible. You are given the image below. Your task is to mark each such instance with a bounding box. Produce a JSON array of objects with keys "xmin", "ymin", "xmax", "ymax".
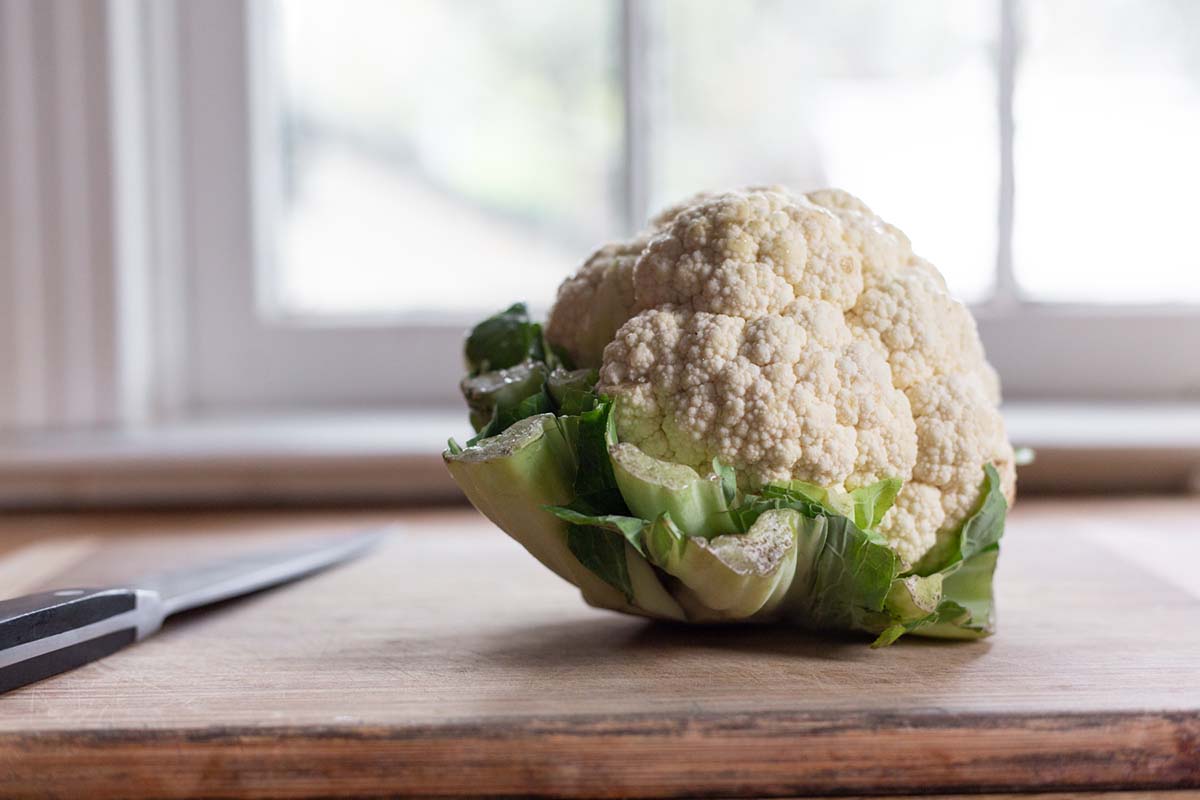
[{"xmin": 0, "ymin": 527, "xmax": 387, "ymax": 694}]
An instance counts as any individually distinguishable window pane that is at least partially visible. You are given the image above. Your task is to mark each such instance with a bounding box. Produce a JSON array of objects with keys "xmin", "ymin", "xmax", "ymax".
[
  {"xmin": 1014, "ymin": 0, "xmax": 1200, "ymax": 303},
  {"xmin": 270, "ymin": 0, "xmax": 621, "ymax": 316},
  {"xmin": 654, "ymin": 0, "xmax": 998, "ymax": 302}
]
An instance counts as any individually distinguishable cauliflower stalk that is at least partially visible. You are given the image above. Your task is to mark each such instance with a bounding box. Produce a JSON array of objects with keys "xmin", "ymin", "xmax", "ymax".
[{"xmin": 445, "ymin": 187, "xmax": 1016, "ymax": 645}]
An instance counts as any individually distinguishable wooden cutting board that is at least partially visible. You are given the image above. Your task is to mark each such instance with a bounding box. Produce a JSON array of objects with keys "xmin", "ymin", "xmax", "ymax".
[{"xmin": 0, "ymin": 500, "xmax": 1197, "ymax": 799}]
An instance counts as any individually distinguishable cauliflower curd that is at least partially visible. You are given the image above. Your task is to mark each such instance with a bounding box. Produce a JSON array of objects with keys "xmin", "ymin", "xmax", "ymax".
[
  {"xmin": 446, "ymin": 185, "xmax": 1018, "ymax": 645},
  {"xmin": 547, "ymin": 187, "xmax": 1014, "ymax": 565}
]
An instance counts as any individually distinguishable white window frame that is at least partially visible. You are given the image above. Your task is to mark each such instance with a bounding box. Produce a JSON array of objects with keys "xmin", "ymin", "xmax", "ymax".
[
  {"xmin": 179, "ymin": 0, "xmax": 1200, "ymax": 413},
  {"xmin": 170, "ymin": 0, "xmax": 467, "ymax": 413},
  {"xmin": 3, "ymin": 0, "xmax": 1200, "ymax": 433}
]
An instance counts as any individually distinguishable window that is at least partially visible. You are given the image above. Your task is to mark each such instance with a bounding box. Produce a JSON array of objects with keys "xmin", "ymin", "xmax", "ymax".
[
  {"xmin": 1013, "ymin": 0, "xmax": 1200, "ymax": 303},
  {"xmin": 270, "ymin": 0, "xmax": 624, "ymax": 316},
  {"xmin": 652, "ymin": 0, "xmax": 999, "ymax": 302},
  {"xmin": 178, "ymin": 0, "xmax": 1199, "ymax": 414},
  {"xmin": 264, "ymin": 0, "xmax": 1001, "ymax": 314},
  {"xmin": 3, "ymin": 0, "xmax": 1199, "ymax": 433}
]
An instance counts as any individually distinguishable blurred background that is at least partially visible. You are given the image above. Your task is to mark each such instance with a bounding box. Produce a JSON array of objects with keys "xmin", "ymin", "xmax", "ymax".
[{"xmin": 1, "ymin": 0, "xmax": 1198, "ymax": 508}]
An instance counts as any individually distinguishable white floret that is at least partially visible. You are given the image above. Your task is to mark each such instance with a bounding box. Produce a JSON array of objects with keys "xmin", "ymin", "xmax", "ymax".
[
  {"xmin": 633, "ymin": 189, "xmax": 863, "ymax": 317},
  {"xmin": 598, "ymin": 303, "xmax": 913, "ymax": 492},
  {"xmin": 546, "ymin": 196, "xmax": 707, "ymax": 369},
  {"xmin": 877, "ymin": 481, "xmax": 946, "ymax": 565},
  {"xmin": 555, "ymin": 185, "xmax": 1016, "ymax": 563},
  {"xmin": 545, "ymin": 237, "xmax": 645, "ymax": 369},
  {"xmin": 907, "ymin": 373, "xmax": 1015, "ymax": 524}
]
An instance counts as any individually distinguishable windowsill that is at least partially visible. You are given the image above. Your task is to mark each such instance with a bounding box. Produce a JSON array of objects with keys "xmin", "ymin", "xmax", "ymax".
[
  {"xmin": 0, "ymin": 411, "xmax": 474, "ymax": 509},
  {"xmin": 1001, "ymin": 402, "xmax": 1200, "ymax": 449},
  {"xmin": 1001, "ymin": 402, "xmax": 1200, "ymax": 494},
  {"xmin": 0, "ymin": 403, "xmax": 1197, "ymax": 509}
]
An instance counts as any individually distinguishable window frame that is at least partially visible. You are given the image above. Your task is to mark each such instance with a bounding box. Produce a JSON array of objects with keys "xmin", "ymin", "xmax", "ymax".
[
  {"xmin": 167, "ymin": 0, "xmax": 1200, "ymax": 415},
  {"xmin": 172, "ymin": 0, "xmax": 465, "ymax": 413}
]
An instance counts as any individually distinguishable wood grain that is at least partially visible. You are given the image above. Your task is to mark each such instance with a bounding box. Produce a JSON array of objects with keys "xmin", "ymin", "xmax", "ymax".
[
  {"xmin": 825, "ymin": 795, "xmax": 1200, "ymax": 800},
  {"xmin": 0, "ymin": 500, "xmax": 1198, "ymax": 798}
]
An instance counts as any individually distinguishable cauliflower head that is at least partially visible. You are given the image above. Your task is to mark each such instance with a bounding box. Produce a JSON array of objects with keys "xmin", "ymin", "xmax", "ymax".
[
  {"xmin": 546, "ymin": 187, "xmax": 1015, "ymax": 566},
  {"xmin": 544, "ymin": 192, "xmax": 715, "ymax": 369}
]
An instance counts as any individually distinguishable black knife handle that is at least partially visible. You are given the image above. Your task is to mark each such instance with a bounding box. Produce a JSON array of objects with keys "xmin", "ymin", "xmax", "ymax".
[{"xmin": 0, "ymin": 588, "xmax": 142, "ymax": 694}]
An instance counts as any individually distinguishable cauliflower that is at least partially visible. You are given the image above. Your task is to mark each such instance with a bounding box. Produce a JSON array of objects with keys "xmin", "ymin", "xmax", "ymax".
[
  {"xmin": 445, "ymin": 185, "xmax": 1017, "ymax": 645},
  {"xmin": 564, "ymin": 187, "xmax": 1013, "ymax": 565},
  {"xmin": 545, "ymin": 192, "xmax": 714, "ymax": 369},
  {"xmin": 544, "ymin": 238, "xmax": 643, "ymax": 370}
]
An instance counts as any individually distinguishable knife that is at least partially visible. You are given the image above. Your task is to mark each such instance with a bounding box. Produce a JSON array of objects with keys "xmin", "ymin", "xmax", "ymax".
[{"xmin": 0, "ymin": 528, "xmax": 386, "ymax": 694}]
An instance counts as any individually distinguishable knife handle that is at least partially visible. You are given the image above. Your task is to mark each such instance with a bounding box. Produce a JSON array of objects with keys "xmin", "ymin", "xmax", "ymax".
[{"xmin": 0, "ymin": 588, "xmax": 156, "ymax": 694}]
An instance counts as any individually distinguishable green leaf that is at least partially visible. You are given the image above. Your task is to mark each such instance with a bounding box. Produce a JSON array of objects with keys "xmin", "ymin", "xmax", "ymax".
[
  {"xmin": 884, "ymin": 572, "xmax": 944, "ymax": 622},
  {"xmin": 608, "ymin": 443, "xmax": 733, "ymax": 539},
  {"xmin": 878, "ymin": 464, "xmax": 1008, "ymax": 644},
  {"xmin": 923, "ymin": 545, "xmax": 1000, "ymax": 638},
  {"xmin": 761, "ymin": 480, "xmax": 842, "ymax": 514},
  {"xmin": 544, "ymin": 341, "xmax": 572, "ymax": 372},
  {"xmin": 870, "ymin": 549, "xmax": 998, "ymax": 646},
  {"xmin": 550, "ymin": 499, "xmax": 686, "ymax": 620},
  {"xmin": 566, "ymin": 524, "xmax": 633, "ymax": 601},
  {"xmin": 468, "ymin": 386, "xmax": 553, "ymax": 445},
  {"xmin": 547, "ymin": 367, "xmax": 600, "ymax": 416},
  {"xmin": 460, "ymin": 360, "xmax": 549, "ymax": 433},
  {"xmin": 515, "ymin": 392, "xmax": 552, "ymax": 421},
  {"xmin": 713, "ymin": 458, "xmax": 738, "ymax": 506},
  {"xmin": 446, "ymin": 438, "xmax": 463, "ymax": 455},
  {"xmin": 871, "ymin": 624, "xmax": 907, "ymax": 648},
  {"xmin": 848, "ymin": 477, "xmax": 903, "ymax": 531},
  {"xmin": 464, "ymin": 303, "xmax": 545, "ymax": 374},
  {"xmin": 802, "ymin": 515, "xmax": 899, "ymax": 630},
  {"xmin": 869, "ymin": 573, "xmax": 947, "ymax": 646},
  {"xmin": 726, "ymin": 490, "xmax": 827, "ymax": 533},
  {"xmin": 443, "ymin": 414, "xmax": 580, "ymax": 586},
  {"xmin": 648, "ymin": 509, "xmax": 800, "ymax": 621},
  {"xmin": 572, "ymin": 400, "xmax": 621, "ymax": 498},
  {"xmin": 914, "ymin": 463, "xmax": 1007, "ymax": 575},
  {"xmin": 958, "ymin": 465, "xmax": 1007, "ymax": 562},
  {"xmin": 643, "ymin": 511, "xmax": 687, "ymax": 566},
  {"xmin": 743, "ymin": 478, "xmax": 902, "ymax": 535},
  {"xmin": 543, "ymin": 504, "xmax": 648, "ymax": 556}
]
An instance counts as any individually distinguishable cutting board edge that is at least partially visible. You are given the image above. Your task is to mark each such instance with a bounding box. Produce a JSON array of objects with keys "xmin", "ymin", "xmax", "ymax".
[{"xmin": 1, "ymin": 708, "xmax": 1196, "ymax": 799}]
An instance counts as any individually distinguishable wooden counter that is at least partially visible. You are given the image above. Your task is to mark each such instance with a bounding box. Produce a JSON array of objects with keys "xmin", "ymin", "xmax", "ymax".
[{"xmin": 0, "ymin": 499, "xmax": 1197, "ymax": 798}]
